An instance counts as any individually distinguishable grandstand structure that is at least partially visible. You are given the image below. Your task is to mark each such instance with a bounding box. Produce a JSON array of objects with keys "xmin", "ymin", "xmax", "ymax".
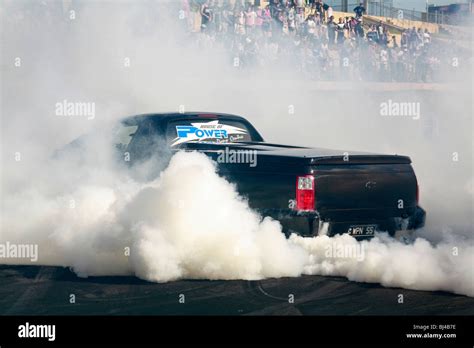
[{"xmin": 307, "ymin": 0, "xmax": 472, "ymax": 25}]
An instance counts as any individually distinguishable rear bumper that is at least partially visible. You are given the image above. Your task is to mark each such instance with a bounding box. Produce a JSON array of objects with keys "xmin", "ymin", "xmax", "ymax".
[
  {"xmin": 258, "ymin": 206, "xmax": 426, "ymax": 238},
  {"xmin": 257, "ymin": 208, "xmax": 319, "ymax": 237}
]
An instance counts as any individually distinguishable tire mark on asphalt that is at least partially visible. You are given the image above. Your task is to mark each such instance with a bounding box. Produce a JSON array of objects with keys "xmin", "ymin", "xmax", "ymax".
[
  {"xmin": 4, "ymin": 266, "xmax": 55, "ymax": 314},
  {"xmin": 247, "ymin": 281, "xmax": 288, "ymax": 302}
]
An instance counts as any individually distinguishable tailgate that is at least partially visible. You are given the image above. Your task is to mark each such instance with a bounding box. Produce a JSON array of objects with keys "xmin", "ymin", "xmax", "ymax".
[{"xmin": 314, "ymin": 163, "xmax": 418, "ymax": 219}]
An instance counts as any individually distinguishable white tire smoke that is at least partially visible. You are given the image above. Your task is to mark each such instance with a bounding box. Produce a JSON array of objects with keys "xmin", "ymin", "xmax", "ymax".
[
  {"xmin": 1, "ymin": 1, "xmax": 472, "ymax": 298},
  {"xmin": 1, "ymin": 151, "xmax": 472, "ymax": 296}
]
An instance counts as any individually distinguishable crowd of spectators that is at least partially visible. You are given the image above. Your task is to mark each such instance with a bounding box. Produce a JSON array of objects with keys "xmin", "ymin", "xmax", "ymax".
[{"xmin": 179, "ymin": 0, "xmax": 463, "ymax": 82}]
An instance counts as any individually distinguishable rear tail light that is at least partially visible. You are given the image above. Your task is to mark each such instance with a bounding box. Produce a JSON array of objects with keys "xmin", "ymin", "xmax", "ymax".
[{"xmin": 296, "ymin": 175, "xmax": 315, "ymax": 211}]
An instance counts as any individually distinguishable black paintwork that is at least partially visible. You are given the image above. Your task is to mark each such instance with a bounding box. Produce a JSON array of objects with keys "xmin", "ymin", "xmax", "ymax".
[{"xmin": 120, "ymin": 112, "xmax": 426, "ymax": 236}]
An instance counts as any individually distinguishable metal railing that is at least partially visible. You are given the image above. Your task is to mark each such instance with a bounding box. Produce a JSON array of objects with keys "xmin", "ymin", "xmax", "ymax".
[
  {"xmin": 329, "ymin": 2, "xmax": 361, "ymax": 12},
  {"xmin": 327, "ymin": 1, "xmax": 441, "ymax": 24},
  {"xmin": 365, "ymin": 1, "xmax": 460, "ymax": 25}
]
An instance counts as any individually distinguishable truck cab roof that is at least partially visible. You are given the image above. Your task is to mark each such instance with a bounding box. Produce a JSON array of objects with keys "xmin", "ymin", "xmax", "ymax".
[{"xmin": 122, "ymin": 112, "xmax": 250, "ymax": 124}]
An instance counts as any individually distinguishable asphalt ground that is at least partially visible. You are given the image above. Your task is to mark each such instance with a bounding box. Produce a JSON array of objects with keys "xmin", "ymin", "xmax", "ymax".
[{"xmin": 1, "ymin": 265, "xmax": 473, "ymax": 315}]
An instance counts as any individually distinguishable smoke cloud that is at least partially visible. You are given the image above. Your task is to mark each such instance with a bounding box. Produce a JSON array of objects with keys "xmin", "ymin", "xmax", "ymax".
[{"xmin": 0, "ymin": 1, "xmax": 472, "ymax": 297}]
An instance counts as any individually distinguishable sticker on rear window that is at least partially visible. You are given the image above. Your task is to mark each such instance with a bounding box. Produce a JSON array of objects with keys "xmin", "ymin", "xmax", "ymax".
[{"xmin": 171, "ymin": 121, "xmax": 247, "ymax": 146}]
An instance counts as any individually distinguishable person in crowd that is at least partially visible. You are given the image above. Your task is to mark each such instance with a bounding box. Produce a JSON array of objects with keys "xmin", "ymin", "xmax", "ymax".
[
  {"xmin": 400, "ymin": 29, "xmax": 408, "ymax": 49},
  {"xmin": 306, "ymin": 14, "xmax": 316, "ymax": 37},
  {"xmin": 380, "ymin": 27, "xmax": 389, "ymax": 47},
  {"xmin": 343, "ymin": 16, "xmax": 351, "ymax": 37},
  {"xmin": 212, "ymin": 1, "xmax": 224, "ymax": 33},
  {"xmin": 327, "ymin": 5, "xmax": 333, "ymax": 20},
  {"xmin": 222, "ymin": 5, "xmax": 234, "ymax": 34},
  {"xmin": 282, "ymin": 17, "xmax": 290, "ymax": 36},
  {"xmin": 423, "ymin": 28, "xmax": 431, "ymax": 45},
  {"xmin": 255, "ymin": 5, "xmax": 264, "ymax": 30},
  {"xmin": 327, "ymin": 15, "xmax": 337, "ymax": 46},
  {"xmin": 235, "ymin": 9, "xmax": 246, "ymax": 35},
  {"xmin": 348, "ymin": 16, "xmax": 357, "ymax": 37},
  {"xmin": 353, "ymin": 2, "xmax": 366, "ymax": 19},
  {"xmin": 296, "ymin": 6, "xmax": 305, "ymax": 31},
  {"xmin": 261, "ymin": 5, "xmax": 272, "ymax": 36},
  {"xmin": 177, "ymin": 0, "xmax": 454, "ymax": 83},
  {"xmin": 314, "ymin": 11, "xmax": 321, "ymax": 26},
  {"xmin": 376, "ymin": 21, "xmax": 384, "ymax": 35},
  {"xmin": 288, "ymin": 5, "xmax": 297, "ymax": 33},
  {"xmin": 366, "ymin": 25, "xmax": 379, "ymax": 43},
  {"xmin": 380, "ymin": 47, "xmax": 389, "ymax": 79},
  {"xmin": 200, "ymin": 0, "xmax": 212, "ymax": 31},
  {"xmin": 408, "ymin": 26, "xmax": 417, "ymax": 51},
  {"xmin": 390, "ymin": 35, "xmax": 398, "ymax": 48},
  {"xmin": 315, "ymin": 0, "xmax": 323, "ymax": 17},
  {"xmin": 306, "ymin": 2, "xmax": 316, "ymax": 18},
  {"xmin": 245, "ymin": 5, "xmax": 257, "ymax": 34},
  {"xmin": 355, "ymin": 17, "xmax": 364, "ymax": 38},
  {"xmin": 336, "ymin": 17, "xmax": 345, "ymax": 45}
]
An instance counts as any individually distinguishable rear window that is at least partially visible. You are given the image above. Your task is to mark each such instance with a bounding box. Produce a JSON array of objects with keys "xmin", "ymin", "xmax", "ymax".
[{"xmin": 166, "ymin": 119, "xmax": 253, "ymax": 146}]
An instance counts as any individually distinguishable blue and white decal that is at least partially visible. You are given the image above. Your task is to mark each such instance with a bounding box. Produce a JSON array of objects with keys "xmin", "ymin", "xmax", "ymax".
[{"xmin": 171, "ymin": 120, "xmax": 247, "ymax": 146}]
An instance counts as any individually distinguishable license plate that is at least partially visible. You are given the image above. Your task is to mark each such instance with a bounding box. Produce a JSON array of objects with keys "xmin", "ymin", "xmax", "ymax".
[{"xmin": 347, "ymin": 224, "xmax": 377, "ymax": 236}]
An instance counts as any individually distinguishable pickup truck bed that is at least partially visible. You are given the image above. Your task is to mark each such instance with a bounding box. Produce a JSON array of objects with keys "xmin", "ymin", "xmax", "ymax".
[{"xmin": 183, "ymin": 140, "xmax": 424, "ymax": 238}]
